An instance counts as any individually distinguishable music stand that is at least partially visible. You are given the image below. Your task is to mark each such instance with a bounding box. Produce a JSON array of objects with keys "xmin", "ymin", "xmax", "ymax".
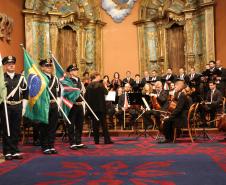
[{"xmin": 127, "ymin": 93, "xmax": 154, "ymax": 139}]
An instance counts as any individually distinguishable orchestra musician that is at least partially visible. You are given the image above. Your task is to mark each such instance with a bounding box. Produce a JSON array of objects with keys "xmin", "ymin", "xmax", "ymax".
[
  {"xmin": 111, "ymin": 72, "xmax": 122, "ymax": 91},
  {"xmin": 116, "ymin": 83, "xmax": 139, "ymax": 129},
  {"xmin": 122, "ymin": 71, "xmax": 135, "ymax": 87},
  {"xmin": 82, "ymin": 71, "xmax": 90, "ymax": 89},
  {"xmin": 141, "ymin": 70, "xmax": 151, "ymax": 87},
  {"xmin": 150, "ymin": 70, "xmax": 161, "ymax": 87},
  {"xmin": 177, "ymin": 67, "xmax": 189, "ymax": 85},
  {"xmin": 142, "ymin": 81, "xmax": 169, "ymax": 131},
  {"xmin": 200, "ymin": 81, "xmax": 223, "ymax": 128},
  {"xmin": 161, "ymin": 80, "xmax": 190, "ymax": 143},
  {"xmin": 216, "ymin": 60, "xmax": 226, "ymax": 96},
  {"xmin": 133, "ymin": 74, "xmax": 142, "ymax": 93},
  {"xmin": 162, "ymin": 68, "xmax": 176, "ymax": 91}
]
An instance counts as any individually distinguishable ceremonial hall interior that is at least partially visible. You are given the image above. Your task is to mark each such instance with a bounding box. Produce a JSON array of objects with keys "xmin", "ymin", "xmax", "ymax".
[{"xmin": 0, "ymin": 0, "xmax": 226, "ymax": 184}]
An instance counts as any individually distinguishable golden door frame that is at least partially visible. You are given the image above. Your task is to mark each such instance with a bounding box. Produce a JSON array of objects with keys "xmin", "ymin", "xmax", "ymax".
[
  {"xmin": 134, "ymin": 0, "xmax": 215, "ymax": 75},
  {"xmin": 23, "ymin": 0, "xmax": 106, "ymax": 75}
]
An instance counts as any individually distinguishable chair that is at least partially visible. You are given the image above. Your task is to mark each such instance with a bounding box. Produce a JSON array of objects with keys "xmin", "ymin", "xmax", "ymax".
[{"xmin": 173, "ymin": 103, "xmax": 196, "ymax": 143}]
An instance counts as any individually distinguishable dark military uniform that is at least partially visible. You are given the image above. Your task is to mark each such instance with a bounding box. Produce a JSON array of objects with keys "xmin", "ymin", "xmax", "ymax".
[
  {"xmin": 1, "ymin": 56, "xmax": 27, "ymax": 160},
  {"xmin": 66, "ymin": 65, "xmax": 86, "ymax": 149},
  {"xmin": 39, "ymin": 59, "xmax": 60, "ymax": 154}
]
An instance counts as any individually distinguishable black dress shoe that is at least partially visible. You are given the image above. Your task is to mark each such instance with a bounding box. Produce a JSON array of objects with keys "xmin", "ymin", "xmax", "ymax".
[
  {"xmin": 4, "ymin": 154, "xmax": 13, "ymax": 160},
  {"xmin": 43, "ymin": 149, "xmax": 52, "ymax": 155},
  {"xmin": 70, "ymin": 145, "xmax": 78, "ymax": 150},
  {"xmin": 12, "ymin": 153, "xmax": 23, "ymax": 160},
  {"xmin": 76, "ymin": 144, "xmax": 88, "ymax": 149},
  {"xmin": 105, "ymin": 141, "xmax": 114, "ymax": 144},
  {"xmin": 50, "ymin": 148, "xmax": 58, "ymax": 154}
]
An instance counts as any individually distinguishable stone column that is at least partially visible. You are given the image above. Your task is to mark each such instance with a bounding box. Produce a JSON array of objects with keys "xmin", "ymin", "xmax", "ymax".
[
  {"xmin": 204, "ymin": 2, "xmax": 215, "ymax": 62},
  {"xmin": 184, "ymin": 12, "xmax": 195, "ymax": 70},
  {"xmin": 49, "ymin": 12, "xmax": 60, "ymax": 57}
]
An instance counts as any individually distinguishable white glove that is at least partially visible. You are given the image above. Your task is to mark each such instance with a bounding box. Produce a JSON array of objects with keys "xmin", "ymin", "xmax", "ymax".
[
  {"xmin": 57, "ymin": 97, "xmax": 62, "ymax": 111},
  {"xmin": 22, "ymin": 99, "xmax": 28, "ymax": 116}
]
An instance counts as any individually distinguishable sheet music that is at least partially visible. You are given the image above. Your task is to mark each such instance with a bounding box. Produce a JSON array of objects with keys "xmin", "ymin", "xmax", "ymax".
[{"xmin": 105, "ymin": 91, "xmax": 116, "ymax": 101}]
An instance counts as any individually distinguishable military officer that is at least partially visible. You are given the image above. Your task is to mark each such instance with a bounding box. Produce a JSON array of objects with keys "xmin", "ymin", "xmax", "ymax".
[{"xmin": 1, "ymin": 56, "xmax": 27, "ymax": 160}]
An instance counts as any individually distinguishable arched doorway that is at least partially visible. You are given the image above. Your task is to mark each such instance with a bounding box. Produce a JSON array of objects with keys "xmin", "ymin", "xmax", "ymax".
[
  {"xmin": 167, "ymin": 24, "xmax": 185, "ymax": 73},
  {"xmin": 58, "ymin": 26, "xmax": 77, "ymax": 70}
]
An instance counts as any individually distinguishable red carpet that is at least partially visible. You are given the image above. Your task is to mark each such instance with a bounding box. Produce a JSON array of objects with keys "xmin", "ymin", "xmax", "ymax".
[{"xmin": 0, "ymin": 134, "xmax": 226, "ymax": 185}]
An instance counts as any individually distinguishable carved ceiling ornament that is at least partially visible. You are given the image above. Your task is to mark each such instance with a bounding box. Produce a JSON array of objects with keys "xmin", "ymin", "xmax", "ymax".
[
  {"xmin": 0, "ymin": 13, "xmax": 14, "ymax": 42},
  {"xmin": 102, "ymin": 0, "xmax": 136, "ymax": 23}
]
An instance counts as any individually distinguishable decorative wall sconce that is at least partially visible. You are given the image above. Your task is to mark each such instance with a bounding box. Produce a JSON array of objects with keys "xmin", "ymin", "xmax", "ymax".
[{"xmin": 0, "ymin": 13, "xmax": 14, "ymax": 42}]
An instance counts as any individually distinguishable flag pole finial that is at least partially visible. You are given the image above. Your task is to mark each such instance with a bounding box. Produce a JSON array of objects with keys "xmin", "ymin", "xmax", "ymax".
[{"xmin": 20, "ymin": 43, "xmax": 25, "ymax": 50}]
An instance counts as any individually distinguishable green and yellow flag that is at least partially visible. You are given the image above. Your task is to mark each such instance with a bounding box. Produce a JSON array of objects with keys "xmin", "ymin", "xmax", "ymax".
[
  {"xmin": 0, "ymin": 54, "xmax": 7, "ymax": 104},
  {"xmin": 23, "ymin": 49, "xmax": 50, "ymax": 124}
]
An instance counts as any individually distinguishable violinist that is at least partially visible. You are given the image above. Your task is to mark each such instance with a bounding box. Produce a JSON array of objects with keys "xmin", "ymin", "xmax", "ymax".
[
  {"xmin": 161, "ymin": 80, "xmax": 190, "ymax": 143},
  {"xmin": 142, "ymin": 81, "xmax": 169, "ymax": 130}
]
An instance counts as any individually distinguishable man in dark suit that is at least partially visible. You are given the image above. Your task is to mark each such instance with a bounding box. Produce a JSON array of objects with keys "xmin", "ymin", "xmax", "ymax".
[
  {"xmin": 162, "ymin": 68, "xmax": 176, "ymax": 91},
  {"xmin": 149, "ymin": 70, "xmax": 161, "ymax": 86},
  {"xmin": 122, "ymin": 70, "xmax": 135, "ymax": 87},
  {"xmin": 85, "ymin": 72, "xmax": 113, "ymax": 144},
  {"xmin": 203, "ymin": 81, "xmax": 223, "ymax": 127},
  {"xmin": 132, "ymin": 74, "xmax": 142, "ymax": 92},
  {"xmin": 216, "ymin": 60, "xmax": 226, "ymax": 96},
  {"xmin": 142, "ymin": 81, "xmax": 169, "ymax": 130},
  {"xmin": 161, "ymin": 80, "xmax": 190, "ymax": 143},
  {"xmin": 66, "ymin": 64, "xmax": 87, "ymax": 150},
  {"xmin": 116, "ymin": 83, "xmax": 139, "ymax": 129},
  {"xmin": 177, "ymin": 67, "xmax": 189, "ymax": 85},
  {"xmin": 141, "ymin": 70, "xmax": 151, "ymax": 87}
]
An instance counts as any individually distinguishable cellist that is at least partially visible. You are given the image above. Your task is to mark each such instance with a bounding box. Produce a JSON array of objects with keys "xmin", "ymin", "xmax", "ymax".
[
  {"xmin": 161, "ymin": 80, "xmax": 190, "ymax": 143},
  {"xmin": 142, "ymin": 81, "xmax": 169, "ymax": 130}
]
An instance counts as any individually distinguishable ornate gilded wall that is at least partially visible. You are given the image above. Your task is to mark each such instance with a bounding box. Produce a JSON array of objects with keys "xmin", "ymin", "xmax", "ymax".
[
  {"xmin": 135, "ymin": 0, "xmax": 215, "ymax": 74},
  {"xmin": 23, "ymin": 0, "xmax": 105, "ymax": 75}
]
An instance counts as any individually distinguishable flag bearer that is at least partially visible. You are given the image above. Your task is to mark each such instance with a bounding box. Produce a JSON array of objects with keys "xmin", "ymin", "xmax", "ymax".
[
  {"xmin": 1, "ymin": 56, "xmax": 27, "ymax": 160},
  {"xmin": 39, "ymin": 59, "xmax": 60, "ymax": 155},
  {"xmin": 66, "ymin": 64, "xmax": 87, "ymax": 150}
]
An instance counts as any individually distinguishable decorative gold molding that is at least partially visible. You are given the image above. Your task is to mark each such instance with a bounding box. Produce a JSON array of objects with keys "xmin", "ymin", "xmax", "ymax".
[{"xmin": 135, "ymin": 0, "xmax": 215, "ymax": 74}]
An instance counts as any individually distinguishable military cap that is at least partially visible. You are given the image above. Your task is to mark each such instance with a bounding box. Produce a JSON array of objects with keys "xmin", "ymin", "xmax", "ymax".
[
  {"xmin": 2, "ymin": 56, "xmax": 16, "ymax": 65},
  {"xmin": 66, "ymin": 64, "xmax": 79, "ymax": 72},
  {"xmin": 39, "ymin": 58, "xmax": 53, "ymax": 67}
]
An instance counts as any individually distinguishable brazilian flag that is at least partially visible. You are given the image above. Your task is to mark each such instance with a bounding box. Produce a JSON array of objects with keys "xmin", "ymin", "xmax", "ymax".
[
  {"xmin": 23, "ymin": 49, "xmax": 50, "ymax": 124},
  {"xmin": 52, "ymin": 55, "xmax": 80, "ymax": 116}
]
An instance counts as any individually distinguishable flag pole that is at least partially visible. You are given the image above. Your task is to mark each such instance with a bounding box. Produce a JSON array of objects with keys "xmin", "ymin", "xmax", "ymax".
[
  {"xmin": 50, "ymin": 51, "xmax": 99, "ymax": 121},
  {"xmin": 0, "ymin": 52, "xmax": 10, "ymax": 137},
  {"xmin": 3, "ymin": 99, "xmax": 10, "ymax": 136},
  {"xmin": 79, "ymin": 94, "xmax": 99, "ymax": 121},
  {"xmin": 48, "ymin": 88, "xmax": 71, "ymax": 124}
]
